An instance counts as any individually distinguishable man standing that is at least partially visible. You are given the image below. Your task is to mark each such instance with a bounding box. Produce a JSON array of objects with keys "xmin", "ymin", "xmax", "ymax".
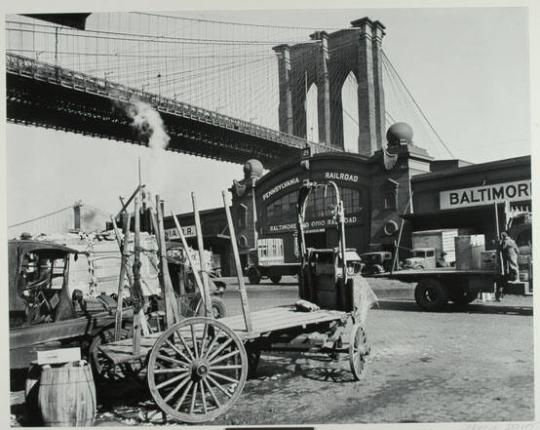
[
  {"xmin": 495, "ymin": 231, "xmax": 520, "ymax": 301},
  {"xmin": 499, "ymin": 232, "xmax": 520, "ymax": 281}
]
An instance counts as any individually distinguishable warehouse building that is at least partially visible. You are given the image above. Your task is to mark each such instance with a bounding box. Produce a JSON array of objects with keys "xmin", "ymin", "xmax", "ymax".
[{"xmin": 226, "ymin": 125, "xmax": 531, "ymax": 272}]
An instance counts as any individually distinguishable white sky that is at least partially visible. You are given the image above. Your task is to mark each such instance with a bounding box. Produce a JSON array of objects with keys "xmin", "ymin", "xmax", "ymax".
[{"xmin": 4, "ymin": 6, "xmax": 532, "ymax": 226}]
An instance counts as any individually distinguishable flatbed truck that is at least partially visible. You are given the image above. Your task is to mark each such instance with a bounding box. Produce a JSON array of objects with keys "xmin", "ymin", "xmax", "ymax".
[{"xmin": 369, "ymin": 267, "xmax": 500, "ymax": 311}]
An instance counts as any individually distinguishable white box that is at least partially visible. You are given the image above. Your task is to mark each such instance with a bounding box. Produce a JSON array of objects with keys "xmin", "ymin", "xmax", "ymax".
[{"xmin": 37, "ymin": 347, "xmax": 81, "ymax": 365}]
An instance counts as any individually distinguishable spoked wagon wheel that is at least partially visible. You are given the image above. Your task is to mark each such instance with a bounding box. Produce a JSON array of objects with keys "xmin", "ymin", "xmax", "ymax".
[
  {"xmin": 349, "ymin": 324, "xmax": 369, "ymax": 380},
  {"xmin": 147, "ymin": 317, "xmax": 248, "ymax": 423},
  {"xmin": 89, "ymin": 326, "xmax": 143, "ymax": 382}
]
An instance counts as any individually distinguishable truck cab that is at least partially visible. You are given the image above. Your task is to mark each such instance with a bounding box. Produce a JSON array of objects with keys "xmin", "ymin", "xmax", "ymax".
[
  {"xmin": 402, "ymin": 248, "xmax": 437, "ymax": 270},
  {"xmin": 9, "ymin": 239, "xmax": 80, "ymax": 327}
]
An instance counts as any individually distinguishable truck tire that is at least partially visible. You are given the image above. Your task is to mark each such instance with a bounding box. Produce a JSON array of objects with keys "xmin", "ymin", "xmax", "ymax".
[
  {"xmin": 247, "ymin": 267, "xmax": 261, "ymax": 284},
  {"xmin": 451, "ymin": 287, "xmax": 478, "ymax": 305},
  {"xmin": 414, "ymin": 279, "xmax": 449, "ymax": 311},
  {"xmin": 270, "ymin": 275, "xmax": 282, "ymax": 285}
]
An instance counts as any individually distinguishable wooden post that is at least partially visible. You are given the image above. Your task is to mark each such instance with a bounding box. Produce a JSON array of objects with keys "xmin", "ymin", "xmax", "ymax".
[
  {"xmin": 111, "ymin": 212, "xmax": 131, "ymax": 341},
  {"xmin": 111, "ymin": 214, "xmax": 134, "ymax": 285},
  {"xmin": 132, "ymin": 197, "xmax": 144, "ymax": 355},
  {"xmin": 494, "ymin": 202, "xmax": 505, "ymax": 276},
  {"xmin": 171, "ymin": 212, "xmax": 206, "ymax": 298},
  {"xmin": 155, "ymin": 195, "xmax": 179, "ymax": 326},
  {"xmin": 192, "ymin": 193, "xmax": 213, "ymax": 318},
  {"xmin": 222, "ymin": 191, "xmax": 253, "ymax": 332},
  {"xmin": 391, "ymin": 197, "xmax": 412, "ymax": 272},
  {"xmin": 115, "ymin": 185, "xmax": 144, "ymax": 220}
]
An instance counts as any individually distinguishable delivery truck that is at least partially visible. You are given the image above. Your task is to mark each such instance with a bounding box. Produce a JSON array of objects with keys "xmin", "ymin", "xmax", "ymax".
[
  {"xmin": 245, "ymin": 238, "xmax": 300, "ymax": 284},
  {"xmin": 371, "ymin": 234, "xmax": 502, "ymax": 311}
]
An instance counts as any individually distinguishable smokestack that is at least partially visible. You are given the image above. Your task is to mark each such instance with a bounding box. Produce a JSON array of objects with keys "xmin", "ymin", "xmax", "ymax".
[{"xmin": 73, "ymin": 200, "xmax": 82, "ymax": 231}]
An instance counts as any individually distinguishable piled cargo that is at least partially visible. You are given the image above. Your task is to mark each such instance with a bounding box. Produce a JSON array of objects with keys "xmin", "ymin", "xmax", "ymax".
[
  {"xmin": 29, "ymin": 231, "xmax": 160, "ymax": 298},
  {"xmin": 410, "ymin": 229, "xmax": 469, "ymax": 263},
  {"xmin": 455, "ymin": 235, "xmax": 486, "ymax": 270},
  {"xmin": 480, "ymin": 250, "xmax": 497, "ymax": 271}
]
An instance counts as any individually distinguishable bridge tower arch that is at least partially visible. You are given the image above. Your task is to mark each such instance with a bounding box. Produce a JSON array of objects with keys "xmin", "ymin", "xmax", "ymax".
[{"xmin": 273, "ymin": 17, "xmax": 386, "ymax": 155}]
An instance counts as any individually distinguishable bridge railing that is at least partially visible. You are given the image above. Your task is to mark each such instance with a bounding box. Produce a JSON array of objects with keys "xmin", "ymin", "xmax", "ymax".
[{"xmin": 7, "ymin": 53, "xmax": 337, "ymax": 154}]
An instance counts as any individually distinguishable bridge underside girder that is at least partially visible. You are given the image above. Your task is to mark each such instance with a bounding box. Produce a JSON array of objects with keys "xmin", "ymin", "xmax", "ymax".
[{"xmin": 6, "ymin": 73, "xmax": 299, "ymax": 167}]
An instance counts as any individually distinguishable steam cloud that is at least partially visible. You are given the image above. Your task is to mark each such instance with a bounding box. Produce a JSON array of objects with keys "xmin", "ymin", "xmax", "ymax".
[
  {"xmin": 127, "ymin": 99, "xmax": 170, "ymax": 150},
  {"xmin": 125, "ymin": 99, "xmax": 171, "ymax": 195}
]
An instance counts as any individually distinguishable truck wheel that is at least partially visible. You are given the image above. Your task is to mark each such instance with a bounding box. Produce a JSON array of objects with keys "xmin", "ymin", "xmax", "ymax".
[
  {"xmin": 414, "ymin": 279, "xmax": 449, "ymax": 311},
  {"xmin": 451, "ymin": 287, "xmax": 478, "ymax": 305},
  {"xmin": 247, "ymin": 267, "xmax": 261, "ymax": 284},
  {"xmin": 270, "ymin": 275, "xmax": 282, "ymax": 285}
]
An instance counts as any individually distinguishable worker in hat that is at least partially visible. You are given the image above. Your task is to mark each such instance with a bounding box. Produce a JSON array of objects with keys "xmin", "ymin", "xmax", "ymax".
[
  {"xmin": 495, "ymin": 231, "xmax": 520, "ymax": 301},
  {"xmin": 436, "ymin": 251, "xmax": 450, "ymax": 268}
]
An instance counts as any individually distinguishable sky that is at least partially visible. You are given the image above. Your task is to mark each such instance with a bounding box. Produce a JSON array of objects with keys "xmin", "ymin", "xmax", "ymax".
[{"xmin": 4, "ymin": 6, "xmax": 532, "ymax": 226}]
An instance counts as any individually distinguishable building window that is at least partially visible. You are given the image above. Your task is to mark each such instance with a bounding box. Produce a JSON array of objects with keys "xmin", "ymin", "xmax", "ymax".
[
  {"xmin": 381, "ymin": 179, "xmax": 399, "ymax": 210},
  {"xmin": 384, "ymin": 191, "xmax": 396, "ymax": 210},
  {"xmin": 265, "ymin": 186, "xmax": 362, "ymax": 224},
  {"xmin": 236, "ymin": 204, "xmax": 248, "ymax": 230}
]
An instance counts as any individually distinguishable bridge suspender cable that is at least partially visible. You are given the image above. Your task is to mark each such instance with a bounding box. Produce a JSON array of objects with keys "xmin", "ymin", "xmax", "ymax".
[{"xmin": 382, "ymin": 50, "xmax": 455, "ymax": 159}]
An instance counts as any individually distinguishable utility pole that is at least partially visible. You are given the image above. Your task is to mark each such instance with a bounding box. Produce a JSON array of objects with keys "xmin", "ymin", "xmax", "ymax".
[
  {"xmin": 54, "ymin": 27, "xmax": 59, "ymax": 67},
  {"xmin": 54, "ymin": 27, "xmax": 59, "ymax": 80}
]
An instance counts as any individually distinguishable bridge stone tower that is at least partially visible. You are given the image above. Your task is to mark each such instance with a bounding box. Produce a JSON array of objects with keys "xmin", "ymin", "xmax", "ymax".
[{"xmin": 273, "ymin": 17, "xmax": 386, "ymax": 155}]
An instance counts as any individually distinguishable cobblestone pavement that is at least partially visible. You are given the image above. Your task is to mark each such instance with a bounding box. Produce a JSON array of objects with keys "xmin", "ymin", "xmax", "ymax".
[{"xmin": 10, "ymin": 278, "xmax": 534, "ymax": 426}]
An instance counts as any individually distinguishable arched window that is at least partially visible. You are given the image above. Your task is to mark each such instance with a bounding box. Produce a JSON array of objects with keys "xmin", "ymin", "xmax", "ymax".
[
  {"xmin": 265, "ymin": 186, "xmax": 363, "ymax": 224},
  {"xmin": 381, "ymin": 179, "xmax": 399, "ymax": 210},
  {"xmin": 306, "ymin": 83, "xmax": 319, "ymax": 142}
]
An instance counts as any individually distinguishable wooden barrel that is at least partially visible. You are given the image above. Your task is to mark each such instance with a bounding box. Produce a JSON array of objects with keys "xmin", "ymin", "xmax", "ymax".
[
  {"xmin": 24, "ymin": 363, "xmax": 42, "ymax": 425},
  {"xmin": 38, "ymin": 362, "xmax": 96, "ymax": 427}
]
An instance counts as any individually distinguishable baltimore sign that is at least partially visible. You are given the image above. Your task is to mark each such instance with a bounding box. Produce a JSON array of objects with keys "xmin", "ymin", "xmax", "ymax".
[{"xmin": 440, "ymin": 180, "xmax": 531, "ymax": 209}]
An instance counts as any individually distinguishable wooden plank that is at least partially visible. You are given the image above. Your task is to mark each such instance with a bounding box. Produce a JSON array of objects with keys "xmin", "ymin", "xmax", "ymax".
[
  {"xmin": 132, "ymin": 196, "xmax": 143, "ymax": 355},
  {"xmin": 112, "ymin": 211, "xmax": 131, "ymax": 341},
  {"xmin": 222, "ymin": 191, "xmax": 253, "ymax": 332},
  {"xmin": 192, "ymin": 192, "xmax": 213, "ymax": 318},
  {"xmin": 218, "ymin": 307, "xmax": 345, "ymax": 334},
  {"xmin": 100, "ymin": 348, "xmax": 149, "ymax": 365},
  {"xmin": 155, "ymin": 195, "xmax": 180, "ymax": 326}
]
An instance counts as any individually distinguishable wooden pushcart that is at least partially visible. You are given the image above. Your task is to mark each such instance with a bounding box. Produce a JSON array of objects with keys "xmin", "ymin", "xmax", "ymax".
[{"xmin": 98, "ymin": 185, "xmax": 371, "ymax": 423}]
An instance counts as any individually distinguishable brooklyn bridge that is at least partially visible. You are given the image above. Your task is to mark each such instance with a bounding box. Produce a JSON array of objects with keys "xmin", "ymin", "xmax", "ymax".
[{"xmin": 6, "ymin": 12, "xmax": 452, "ymax": 167}]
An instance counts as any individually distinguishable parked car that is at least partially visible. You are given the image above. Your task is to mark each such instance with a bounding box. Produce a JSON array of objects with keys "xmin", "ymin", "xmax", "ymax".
[{"xmin": 360, "ymin": 251, "xmax": 393, "ymax": 275}]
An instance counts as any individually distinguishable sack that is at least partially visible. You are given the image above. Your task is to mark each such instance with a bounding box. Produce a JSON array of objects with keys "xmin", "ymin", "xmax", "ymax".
[
  {"xmin": 295, "ymin": 299, "xmax": 320, "ymax": 312},
  {"xmin": 351, "ymin": 276, "xmax": 378, "ymax": 324}
]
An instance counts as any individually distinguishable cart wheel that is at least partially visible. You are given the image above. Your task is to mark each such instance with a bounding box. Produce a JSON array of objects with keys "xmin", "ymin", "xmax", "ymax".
[
  {"xmin": 89, "ymin": 326, "xmax": 139, "ymax": 382},
  {"xmin": 349, "ymin": 324, "xmax": 369, "ymax": 381},
  {"xmin": 194, "ymin": 297, "xmax": 227, "ymax": 319},
  {"xmin": 245, "ymin": 341, "xmax": 261, "ymax": 378},
  {"xmin": 147, "ymin": 317, "xmax": 248, "ymax": 423}
]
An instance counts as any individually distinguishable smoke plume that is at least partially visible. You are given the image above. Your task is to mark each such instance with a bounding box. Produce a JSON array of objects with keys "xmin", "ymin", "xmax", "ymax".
[
  {"xmin": 127, "ymin": 99, "xmax": 170, "ymax": 150},
  {"xmin": 124, "ymin": 99, "xmax": 171, "ymax": 196}
]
